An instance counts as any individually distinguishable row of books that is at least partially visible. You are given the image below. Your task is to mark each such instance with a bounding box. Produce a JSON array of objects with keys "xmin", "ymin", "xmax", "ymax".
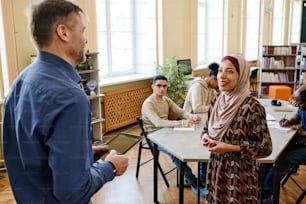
[
  {"xmin": 261, "ymin": 72, "xmax": 290, "ymax": 83},
  {"xmin": 300, "ymin": 45, "xmax": 306, "ymax": 55},
  {"xmin": 262, "ymin": 46, "xmax": 297, "ymax": 55},
  {"xmin": 261, "ymin": 57, "xmax": 295, "ymax": 69}
]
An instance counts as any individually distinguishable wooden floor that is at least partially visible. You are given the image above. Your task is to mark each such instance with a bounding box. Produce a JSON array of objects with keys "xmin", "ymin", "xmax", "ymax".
[{"xmin": 1, "ymin": 124, "xmax": 306, "ymax": 204}]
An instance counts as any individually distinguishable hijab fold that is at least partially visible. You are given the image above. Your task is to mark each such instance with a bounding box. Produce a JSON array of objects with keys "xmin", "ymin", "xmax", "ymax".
[{"xmin": 208, "ymin": 54, "xmax": 250, "ymax": 141}]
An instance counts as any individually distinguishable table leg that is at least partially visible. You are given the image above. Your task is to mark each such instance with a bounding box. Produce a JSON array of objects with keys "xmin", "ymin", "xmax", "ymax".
[
  {"xmin": 179, "ymin": 161, "xmax": 185, "ymax": 204},
  {"xmin": 153, "ymin": 143, "xmax": 160, "ymax": 204},
  {"xmin": 273, "ymin": 158, "xmax": 282, "ymax": 204},
  {"xmin": 259, "ymin": 163, "xmax": 269, "ymax": 204},
  {"xmin": 197, "ymin": 162, "xmax": 200, "ymax": 204}
]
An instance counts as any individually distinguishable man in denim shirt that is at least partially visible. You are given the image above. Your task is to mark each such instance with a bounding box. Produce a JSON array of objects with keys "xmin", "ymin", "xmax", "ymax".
[{"xmin": 2, "ymin": 0, "xmax": 128, "ymax": 203}]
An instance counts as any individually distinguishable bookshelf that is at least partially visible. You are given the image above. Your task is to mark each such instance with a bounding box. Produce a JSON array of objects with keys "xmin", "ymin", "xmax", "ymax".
[
  {"xmin": 259, "ymin": 45, "xmax": 298, "ymax": 98},
  {"xmin": 296, "ymin": 43, "xmax": 306, "ymax": 85},
  {"xmin": 76, "ymin": 52, "xmax": 104, "ymax": 142}
]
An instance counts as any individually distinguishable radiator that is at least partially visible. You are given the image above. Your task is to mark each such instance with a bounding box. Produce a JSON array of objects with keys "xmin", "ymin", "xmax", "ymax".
[{"xmin": 103, "ymin": 84, "xmax": 152, "ymax": 133}]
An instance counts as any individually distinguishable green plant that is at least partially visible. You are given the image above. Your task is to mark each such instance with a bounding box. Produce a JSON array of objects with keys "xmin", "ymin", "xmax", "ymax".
[{"xmin": 156, "ymin": 56, "xmax": 190, "ymax": 105}]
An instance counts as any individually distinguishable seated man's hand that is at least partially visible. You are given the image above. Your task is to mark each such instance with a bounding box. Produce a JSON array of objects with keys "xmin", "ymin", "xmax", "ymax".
[
  {"xmin": 279, "ymin": 118, "xmax": 290, "ymax": 127},
  {"xmin": 182, "ymin": 119, "xmax": 194, "ymax": 127},
  {"xmin": 192, "ymin": 114, "xmax": 202, "ymax": 124},
  {"xmin": 291, "ymin": 124, "xmax": 303, "ymax": 132}
]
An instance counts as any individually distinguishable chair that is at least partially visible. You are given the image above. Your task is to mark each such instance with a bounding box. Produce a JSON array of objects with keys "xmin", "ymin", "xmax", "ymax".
[
  {"xmin": 281, "ymin": 164, "xmax": 306, "ymax": 204},
  {"xmin": 249, "ymin": 67, "xmax": 259, "ymax": 97},
  {"xmin": 135, "ymin": 116, "xmax": 177, "ymax": 187}
]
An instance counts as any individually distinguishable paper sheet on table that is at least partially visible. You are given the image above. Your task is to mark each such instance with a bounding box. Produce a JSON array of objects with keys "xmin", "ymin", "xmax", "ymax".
[
  {"xmin": 266, "ymin": 113, "xmax": 276, "ymax": 121},
  {"xmin": 174, "ymin": 125, "xmax": 195, "ymax": 131},
  {"xmin": 267, "ymin": 121, "xmax": 291, "ymax": 131}
]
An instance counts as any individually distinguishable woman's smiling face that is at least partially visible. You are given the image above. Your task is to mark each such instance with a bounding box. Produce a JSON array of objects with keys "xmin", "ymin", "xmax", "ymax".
[{"xmin": 217, "ymin": 60, "xmax": 239, "ymax": 92}]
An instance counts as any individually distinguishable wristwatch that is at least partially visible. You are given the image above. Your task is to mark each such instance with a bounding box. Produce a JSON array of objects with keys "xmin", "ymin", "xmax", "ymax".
[
  {"xmin": 95, "ymin": 160, "xmax": 117, "ymax": 175},
  {"xmin": 108, "ymin": 161, "xmax": 117, "ymax": 175}
]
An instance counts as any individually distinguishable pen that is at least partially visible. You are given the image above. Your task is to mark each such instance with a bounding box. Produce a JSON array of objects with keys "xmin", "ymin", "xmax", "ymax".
[{"xmin": 280, "ymin": 114, "xmax": 287, "ymax": 127}]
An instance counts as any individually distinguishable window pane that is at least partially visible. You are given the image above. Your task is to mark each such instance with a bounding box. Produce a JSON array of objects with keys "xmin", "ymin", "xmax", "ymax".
[
  {"xmin": 245, "ymin": 0, "xmax": 260, "ymax": 60},
  {"xmin": 96, "ymin": 0, "xmax": 133, "ymax": 76},
  {"xmin": 135, "ymin": 0, "xmax": 157, "ymax": 74},
  {"xmin": 198, "ymin": 0, "xmax": 206, "ymax": 65},
  {"xmin": 206, "ymin": 0, "xmax": 223, "ymax": 63},
  {"xmin": 96, "ymin": 0, "xmax": 108, "ymax": 76},
  {"xmin": 272, "ymin": 1, "xmax": 284, "ymax": 45},
  {"xmin": 290, "ymin": 0, "xmax": 301, "ymax": 43},
  {"xmin": 96, "ymin": 0, "xmax": 157, "ymax": 77},
  {"xmin": 198, "ymin": 0, "xmax": 223, "ymax": 65},
  {"xmin": 110, "ymin": 0, "xmax": 133, "ymax": 73}
]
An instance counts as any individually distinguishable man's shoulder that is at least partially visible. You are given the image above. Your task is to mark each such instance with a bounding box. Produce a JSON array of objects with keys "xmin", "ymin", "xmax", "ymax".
[{"xmin": 143, "ymin": 95, "xmax": 153, "ymax": 104}]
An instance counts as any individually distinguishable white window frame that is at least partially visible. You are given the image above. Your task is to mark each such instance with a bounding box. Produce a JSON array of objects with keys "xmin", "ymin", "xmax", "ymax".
[
  {"xmin": 96, "ymin": 0, "xmax": 159, "ymax": 79},
  {"xmin": 197, "ymin": 0, "xmax": 224, "ymax": 66}
]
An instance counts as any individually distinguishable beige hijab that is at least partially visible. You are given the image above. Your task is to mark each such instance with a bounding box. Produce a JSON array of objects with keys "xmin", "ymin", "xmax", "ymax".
[{"xmin": 208, "ymin": 54, "xmax": 250, "ymax": 141}]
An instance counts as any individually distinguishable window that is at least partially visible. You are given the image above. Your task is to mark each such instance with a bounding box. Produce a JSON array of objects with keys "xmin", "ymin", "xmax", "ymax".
[
  {"xmin": 96, "ymin": 0, "xmax": 159, "ymax": 78},
  {"xmin": 272, "ymin": 1, "xmax": 284, "ymax": 45},
  {"xmin": 289, "ymin": 0, "xmax": 301, "ymax": 43},
  {"xmin": 197, "ymin": 0, "xmax": 223, "ymax": 65},
  {"xmin": 245, "ymin": 0, "xmax": 260, "ymax": 60}
]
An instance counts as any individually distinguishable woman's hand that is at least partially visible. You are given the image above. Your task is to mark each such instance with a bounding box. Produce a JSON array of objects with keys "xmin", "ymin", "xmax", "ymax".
[
  {"xmin": 201, "ymin": 133, "xmax": 217, "ymax": 148},
  {"xmin": 208, "ymin": 141, "xmax": 229, "ymax": 154},
  {"xmin": 201, "ymin": 133, "xmax": 240, "ymax": 154}
]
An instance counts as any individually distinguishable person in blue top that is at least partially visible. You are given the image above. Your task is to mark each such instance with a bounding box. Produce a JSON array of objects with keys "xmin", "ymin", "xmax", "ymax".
[
  {"xmin": 2, "ymin": 0, "xmax": 128, "ymax": 203},
  {"xmin": 262, "ymin": 84, "xmax": 306, "ymax": 203}
]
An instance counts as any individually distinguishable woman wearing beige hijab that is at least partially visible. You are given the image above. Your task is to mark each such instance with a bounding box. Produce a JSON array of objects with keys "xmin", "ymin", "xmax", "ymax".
[{"xmin": 201, "ymin": 55, "xmax": 272, "ymax": 203}]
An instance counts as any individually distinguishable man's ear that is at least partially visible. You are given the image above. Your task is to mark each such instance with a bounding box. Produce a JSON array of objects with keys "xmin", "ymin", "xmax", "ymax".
[{"xmin": 56, "ymin": 24, "xmax": 69, "ymax": 42}]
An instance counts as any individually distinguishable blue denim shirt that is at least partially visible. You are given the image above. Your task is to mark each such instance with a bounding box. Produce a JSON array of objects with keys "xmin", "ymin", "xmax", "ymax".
[
  {"xmin": 297, "ymin": 108, "xmax": 306, "ymax": 131},
  {"xmin": 2, "ymin": 52, "xmax": 114, "ymax": 204}
]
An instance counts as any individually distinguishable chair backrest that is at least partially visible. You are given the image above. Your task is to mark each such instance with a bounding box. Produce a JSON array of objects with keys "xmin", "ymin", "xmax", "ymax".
[
  {"xmin": 136, "ymin": 116, "xmax": 153, "ymax": 148},
  {"xmin": 249, "ymin": 67, "xmax": 258, "ymax": 80},
  {"xmin": 136, "ymin": 116, "xmax": 146, "ymax": 136}
]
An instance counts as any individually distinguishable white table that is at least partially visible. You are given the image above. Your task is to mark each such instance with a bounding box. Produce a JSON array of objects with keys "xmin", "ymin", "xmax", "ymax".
[{"xmin": 148, "ymin": 99, "xmax": 297, "ymax": 204}]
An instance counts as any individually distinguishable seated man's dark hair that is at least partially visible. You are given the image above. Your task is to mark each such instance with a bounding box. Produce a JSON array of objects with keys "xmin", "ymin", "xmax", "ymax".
[
  {"xmin": 208, "ymin": 62, "xmax": 219, "ymax": 77},
  {"xmin": 153, "ymin": 75, "xmax": 168, "ymax": 83},
  {"xmin": 300, "ymin": 90, "xmax": 306, "ymax": 102}
]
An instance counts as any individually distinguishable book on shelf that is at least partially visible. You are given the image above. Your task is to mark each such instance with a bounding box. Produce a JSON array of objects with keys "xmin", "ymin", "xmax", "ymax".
[
  {"xmin": 261, "ymin": 72, "xmax": 289, "ymax": 83},
  {"xmin": 274, "ymin": 60, "xmax": 284, "ymax": 69},
  {"xmin": 278, "ymin": 72, "xmax": 289, "ymax": 82},
  {"xmin": 262, "ymin": 45, "xmax": 297, "ymax": 55},
  {"xmin": 273, "ymin": 46, "xmax": 290, "ymax": 55},
  {"xmin": 261, "ymin": 57, "xmax": 295, "ymax": 69},
  {"xmin": 261, "ymin": 57, "xmax": 273, "ymax": 68},
  {"xmin": 261, "ymin": 85, "xmax": 268, "ymax": 95}
]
